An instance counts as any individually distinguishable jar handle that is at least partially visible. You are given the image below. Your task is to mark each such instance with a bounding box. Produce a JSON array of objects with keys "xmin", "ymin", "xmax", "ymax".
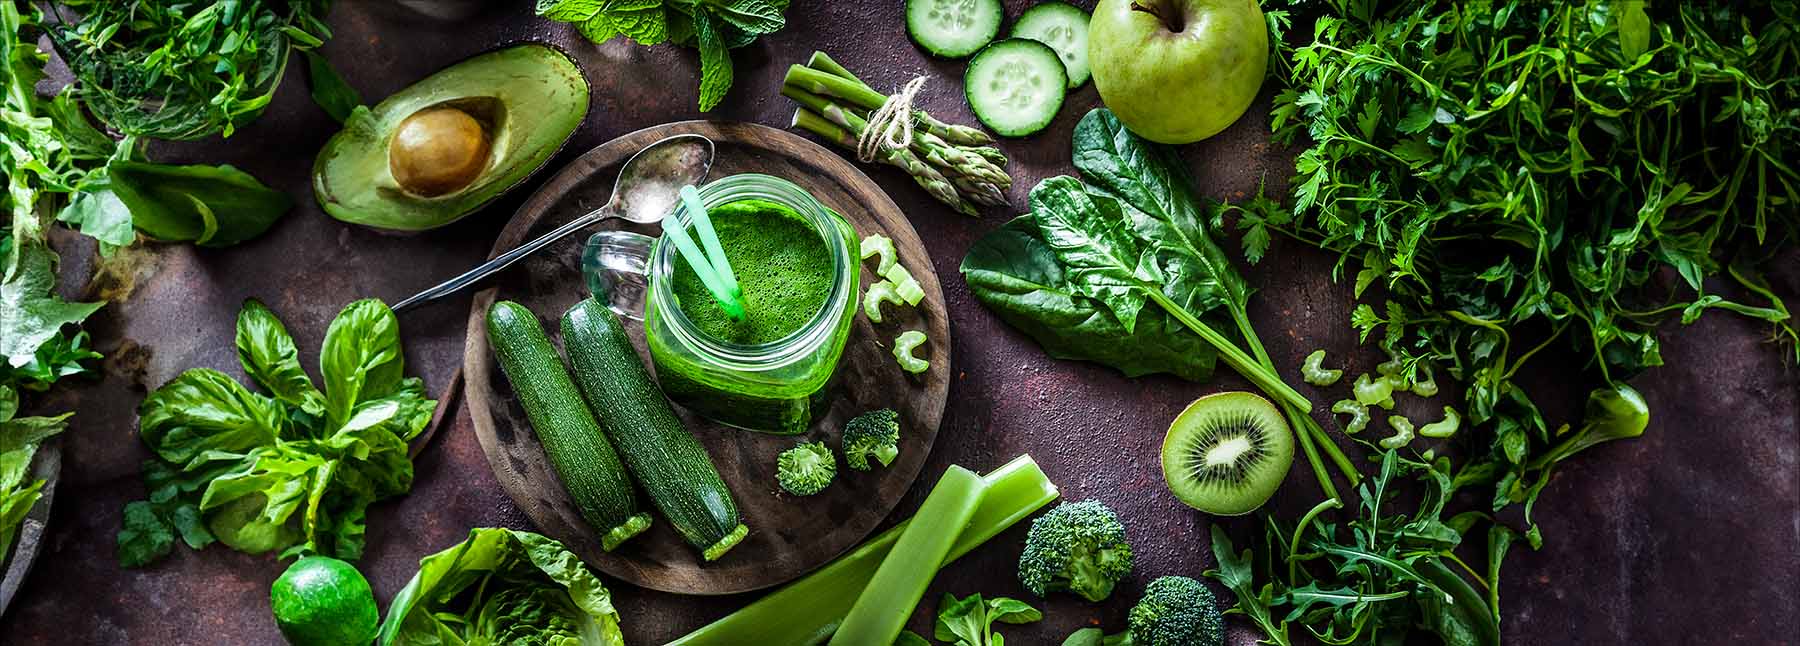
[{"xmin": 582, "ymin": 230, "xmax": 654, "ymax": 321}]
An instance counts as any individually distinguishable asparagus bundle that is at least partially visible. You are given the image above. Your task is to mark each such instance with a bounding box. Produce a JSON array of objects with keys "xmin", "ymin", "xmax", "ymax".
[{"xmin": 783, "ymin": 52, "xmax": 1012, "ymax": 216}]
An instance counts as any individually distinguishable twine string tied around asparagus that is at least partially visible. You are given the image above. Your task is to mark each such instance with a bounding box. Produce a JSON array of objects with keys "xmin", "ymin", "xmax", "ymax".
[{"xmin": 856, "ymin": 75, "xmax": 928, "ymax": 162}]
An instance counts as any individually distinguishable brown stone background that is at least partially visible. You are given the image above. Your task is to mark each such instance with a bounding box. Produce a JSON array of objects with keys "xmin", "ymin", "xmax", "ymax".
[{"xmin": 4, "ymin": 2, "xmax": 1796, "ymax": 644}]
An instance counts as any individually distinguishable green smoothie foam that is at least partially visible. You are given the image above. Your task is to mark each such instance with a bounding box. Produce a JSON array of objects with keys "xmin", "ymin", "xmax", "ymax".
[{"xmin": 668, "ymin": 199, "xmax": 833, "ymax": 344}]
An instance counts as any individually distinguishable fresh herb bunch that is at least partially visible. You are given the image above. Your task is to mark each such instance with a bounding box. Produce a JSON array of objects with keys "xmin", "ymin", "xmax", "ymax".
[
  {"xmin": 537, "ymin": 0, "xmax": 791, "ymax": 111},
  {"xmin": 45, "ymin": 0, "xmax": 335, "ymax": 140},
  {"xmin": 116, "ymin": 299, "xmax": 435, "ymax": 567},
  {"xmin": 1207, "ymin": 451, "xmax": 1501, "ymax": 646},
  {"xmin": 1238, "ymin": 0, "xmax": 1797, "ymax": 517}
]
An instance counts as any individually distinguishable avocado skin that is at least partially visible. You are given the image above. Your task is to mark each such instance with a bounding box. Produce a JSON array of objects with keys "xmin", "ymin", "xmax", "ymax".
[{"xmin": 312, "ymin": 43, "xmax": 589, "ymax": 232}]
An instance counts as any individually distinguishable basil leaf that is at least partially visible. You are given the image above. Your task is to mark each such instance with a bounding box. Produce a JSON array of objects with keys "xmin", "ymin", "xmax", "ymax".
[
  {"xmin": 319, "ymin": 299, "xmax": 405, "ymax": 428},
  {"xmin": 104, "ymin": 160, "xmax": 292, "ymax": 248},
  {"xmin": 961, "ymin": 217, "xmax": 1217, "ymax": 381},
  {"xmin": 235, "ymin": 299, "xmax": 326, "ymax": 417},
  {"xmin": 137, "ymin": 368, "xmax": 283, "ymax": 468}
]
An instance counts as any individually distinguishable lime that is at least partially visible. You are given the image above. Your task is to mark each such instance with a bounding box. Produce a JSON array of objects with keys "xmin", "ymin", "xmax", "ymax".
[{"xmin": 270, "ymin": 556, "xmax": 379, "ymax": 646}]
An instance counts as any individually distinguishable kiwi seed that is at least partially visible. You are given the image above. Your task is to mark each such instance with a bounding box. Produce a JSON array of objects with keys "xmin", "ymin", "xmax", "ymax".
[{"xmin": 1160, "ymin": 391, "xmax": 1294, "ymax": 516}]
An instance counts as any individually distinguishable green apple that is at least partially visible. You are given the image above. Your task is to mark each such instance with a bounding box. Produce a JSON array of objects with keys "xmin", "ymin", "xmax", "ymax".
[{"xmin": 1088, "ymin": 0, "xmax": 1269, "ymax": 144}]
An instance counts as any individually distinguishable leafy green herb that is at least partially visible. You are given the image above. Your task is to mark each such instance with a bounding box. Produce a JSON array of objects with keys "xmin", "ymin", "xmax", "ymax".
[
  {"xmin": 0, "ymin": 391, "xmax": 67, "ymax": 560},
  {"xmin": 116, "ymin": 299, "xmax": 434, "ymax": 567},
  {"xmin": 375, "ymin": 527, "xmax": 625, "ymax": 646},
  {"xmin": 46, "ymin": 0, "xmax": 337, "ymax": 139},
  {"xmin": 1207, "ymin": 451, "xmax": 1500, "ymax": 646},
  {"xmin": 932, "ymin": 592, "xmax": 1042, "ymax": 646},
  {"xmin": 537, "ymin": 0, "xmax": 791, "ymax": 111},
  {"xmin": 302, "ymin": 50, "xmax": 362, "ymax": 124},
  {"xmin": 961, "ymin": 108, "xmax": 1359, "ymax": 501}
]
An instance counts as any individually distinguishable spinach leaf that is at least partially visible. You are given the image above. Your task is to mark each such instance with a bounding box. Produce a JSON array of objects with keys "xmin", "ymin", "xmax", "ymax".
[
  {"xmin": 236, "ymin": 299, "xmax": 326, "ymax": 417},
  {"xmin": 961, "ymin": 216, "xmax": 1217, "ymax": 381},
  {"xmin": 105, "ymin": 160, "xmax": 292, "ymax": 248},
  {"xmin": 1029, "ymin": 177, "xmax": 1151, "ymax": 332}
]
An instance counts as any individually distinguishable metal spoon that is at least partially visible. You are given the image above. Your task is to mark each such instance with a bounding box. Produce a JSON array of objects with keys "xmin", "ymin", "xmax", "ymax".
[{"xmin": 392, "ymin": 134, "xmax": 715, "ymax": 313}]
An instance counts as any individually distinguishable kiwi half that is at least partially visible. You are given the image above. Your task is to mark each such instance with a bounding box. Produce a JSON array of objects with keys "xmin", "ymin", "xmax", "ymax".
[{"xmin": 1160, "ymin": 391, "xmax": 1294, "ymax": 516}]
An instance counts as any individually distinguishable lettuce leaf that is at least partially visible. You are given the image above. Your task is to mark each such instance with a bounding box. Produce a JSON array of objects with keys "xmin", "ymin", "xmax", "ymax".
[{"xmin": 378, "ymin": 528, "xmax": 625, "ymax": 646}]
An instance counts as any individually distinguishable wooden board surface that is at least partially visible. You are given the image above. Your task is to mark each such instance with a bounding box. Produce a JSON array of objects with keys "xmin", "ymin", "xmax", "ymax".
[{"xmin": 462, "ymin": 121, "xmax": 952, "ymax": 595}]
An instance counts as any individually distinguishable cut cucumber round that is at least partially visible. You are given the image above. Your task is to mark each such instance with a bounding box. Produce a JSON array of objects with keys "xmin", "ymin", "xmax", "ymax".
[
  {"xmin": 906, "ymin": 0, "xmax": 1004, "ymax": 59},
  {"xmin": 964, "ymin": 39, "xmax": 1067, "ymax": 138},
  {"xmin": 1012, "ymin": 1, "xmax": 1090, "ymax": 88}
]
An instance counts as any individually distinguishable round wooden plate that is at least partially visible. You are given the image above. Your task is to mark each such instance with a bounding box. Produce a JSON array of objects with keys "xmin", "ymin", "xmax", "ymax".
[
  {"xmin": 0, "ymin": 438, "xmax": 59, "ymax": 618},
  {"xmin": 463, "ymin": 121, "xmax": 951, "ymax": 595}
]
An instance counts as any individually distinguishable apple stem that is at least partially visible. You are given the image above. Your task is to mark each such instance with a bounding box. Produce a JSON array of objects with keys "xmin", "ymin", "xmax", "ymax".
[{"xmin": 1130, "ymin": 0, "xmax": 1184, "ymax": 32}]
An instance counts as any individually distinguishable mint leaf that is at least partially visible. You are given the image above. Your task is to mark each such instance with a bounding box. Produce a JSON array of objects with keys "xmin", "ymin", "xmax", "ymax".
[
  {"xmin": 712, "ymin": 0, "xmax": 785, "ymax": 35},
  {"xmin": 536, "ymin": 0, "xmax": 604, "ymax": 21},
  {"xmin": 693, "ymin": 11, "xmax": 733, "ymax": 111},
  {"xmin": 609, "ymin": 5, "xmax": 669, "ymax": 45}
]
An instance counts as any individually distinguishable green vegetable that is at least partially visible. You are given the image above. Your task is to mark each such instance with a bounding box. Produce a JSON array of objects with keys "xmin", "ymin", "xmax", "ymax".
[
  {"xmin": 562, "ymin": 298, "xmax": 746, "ymax": 561},
  {"xmin": 1329, "ymin": 399, "xmax": 1369, "ymax": 435},
  {"xmin": 1380, "ymin": 415, "xmax": 1416, "ymax": 450},
  {"xmin": 896, "ymin": 277, "xmax": 925, "ymax": 306},
  {"xmin": 487, "ymin": 300, "xmax": 650, "ymax": 551},
  {"xmin": 905, "ymin": 0, "xmax": 1002, "ymax": 58},
  {"xmin": 842, "ymin": 408, "xmax": 900, "ymax": 471},
  {"xmin": 964, "ymin": 39, "xmax": 1068, "ymax": 137},
  {"xmin": 832, "ymin": 466, "xmax": 986, "ymax": 646},
  {"xmin": 1300, "ymin": 349, "xmax": 1341, "ymax": 386},
  {"xmin": 116, "ymin": 299, "xmax": 433, "ymax": 567},
  {"xmin": 668, "ymin": 454, "xmax": 1058, "ymax": 646},
  {"xmin": 538, "ymin": 0, "xmax": 790, "ymax": 111},
  {"xmin": 1352, "ymin": 372, "xmax": 1394, "ymax": 409},
  {"xmin": 960, "ymin": 108, "xmax": 1359, "ymax": 501},
  {"xmin": 1419, "ymin": 407, "xmax": 1462, "ymax": 438},
  {"xmin": 777, "ymin": 441, "xmax": 836, "ymax": 496},
  {"xmin": 893, "ymin": 330, "xmax": 930, "ymax": 374},
  {"xmin": 0, "ymin": 397, "xmax": 66, "ymax": 560},
  {"xmin": 1530, "ymin": 386, "xmax": 1650, "ymax": 470},
  {"xmin": 861, "ymin": 233, "xmax": 898, "ymax": 275},
  {"xmin": 1206, "ymin": 452, "xmax": 1501, "ymax": 646},
  {"xmin": 865, "ymin": 281, "xmax": 903, "ymax": 324},
  {"xmin": 270, "ymin": 556, "xmax": 379, "ymax": 646},
  {"xmin": 376, "ymin": 527, "xmax": 625, "ymax": 646},
  {"xmin": 47, "ymin": 0, "xmax": 336, "ymax": 140},
  {"xmin": 882, "ymin": 261, "xmax": 915, "ymax": 286},
  {"xmin": 933, "ymin": 592, "xmax": 1042, "ymax": 646},
  {"xmin": 1125, "ymin": 576, "xmax": 1224, "ymax": 646},
  {"xmin": 784, "ymin": 53, "xmax": 1011, "ymax": 216},
  {"xmin": 1017, "ymin": 500, "xmax": 1134, "ymax": 602},
  {"xmin": 1410, "ymin": 365, "xmax": 1439, "ymax": 397}
]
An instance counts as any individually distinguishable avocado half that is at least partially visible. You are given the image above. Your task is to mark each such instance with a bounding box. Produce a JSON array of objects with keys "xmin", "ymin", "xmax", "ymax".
[{"xmin": 312, "ymin": 44, "xmax": 589, "ymax": 232}]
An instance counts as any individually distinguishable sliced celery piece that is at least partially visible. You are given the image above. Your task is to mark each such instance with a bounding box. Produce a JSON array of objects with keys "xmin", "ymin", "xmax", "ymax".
[
  {"xmin": 865, "ymin": 280, "xmax": 902, "ymax": 323},
  {"xmin": 667, "ymin": 455, "xmax": 1059, "ymax": 646},
  {"xmin": 832, "ymin": 466, "xmax": 984, "ymax": 644},
  {"xmin": 860, "ymin": 233, "xmax": 897, "ymax": 274},
  {"xmin": 895, "ymin": 276, "xmax": 924, "ymax": 306},
  {"xmin": 894, "ymin": 330, "xmax": 929, "ymax": 374}
]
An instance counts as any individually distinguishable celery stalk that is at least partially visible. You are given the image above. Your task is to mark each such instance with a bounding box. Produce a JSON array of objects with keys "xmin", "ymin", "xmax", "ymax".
[
  {"xmin": 667, "ymin": 455, "xmax": 1059, "ymax": 646},
  {"xmin": 830, "ymin": 466, "xmax": 985, "ymax": 645}
]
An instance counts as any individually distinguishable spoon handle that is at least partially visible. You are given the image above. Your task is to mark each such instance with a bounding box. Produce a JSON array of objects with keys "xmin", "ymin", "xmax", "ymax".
[{"xmin": 392, "ymin": 204, "xmax": 614, "ymax": 313}]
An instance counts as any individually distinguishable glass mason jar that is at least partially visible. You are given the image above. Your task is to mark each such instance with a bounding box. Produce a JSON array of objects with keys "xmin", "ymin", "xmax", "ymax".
[{"xmin": 582, "ymin": 174, "xmax": 859, "ymax": 434}]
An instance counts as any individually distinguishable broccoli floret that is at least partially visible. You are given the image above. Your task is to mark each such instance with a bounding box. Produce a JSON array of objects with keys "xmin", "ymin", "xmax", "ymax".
[
  {"xmin": 842, "ymin": 409, "xmax": 900, "ymax": 471},
  {"xmin": 1017, "ymin": 500, "xmax": 1134, "ymax": 602},
  {"xmin": 1124, "ymin": 576, "xmax": 1223, "ymax": 646},
  {"xmin": 777, "ymin": 441, "xmax": 836, "ymax": 496}
]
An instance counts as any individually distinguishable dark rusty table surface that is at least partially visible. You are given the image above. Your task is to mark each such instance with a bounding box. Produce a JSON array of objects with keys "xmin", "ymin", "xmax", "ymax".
[{"xmin": 5, "ymin": 2, "xmax": 1796, "ymax": 644}]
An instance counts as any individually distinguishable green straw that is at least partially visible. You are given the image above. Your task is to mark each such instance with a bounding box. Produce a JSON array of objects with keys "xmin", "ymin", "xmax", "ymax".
[
  {"xmin": 662, "ymin": 212, "xmax": 746, "ymax": 321},
  {"xmin": 681, "ymin": 185, "xmax": 742, "ymax": 303}
]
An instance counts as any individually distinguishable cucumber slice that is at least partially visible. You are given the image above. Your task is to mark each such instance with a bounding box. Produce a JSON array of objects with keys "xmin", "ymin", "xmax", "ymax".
[
  {"xmin": 964, "ymin": 39, "xmax": 1067, "ymax": 138},
  {"xmin": 906, "ymin": 0, "xmax": 1003, "ymax": 59},
  {"xmin": 1012, "ymin": 1, "xmax": 1090, "ymax": 88}
]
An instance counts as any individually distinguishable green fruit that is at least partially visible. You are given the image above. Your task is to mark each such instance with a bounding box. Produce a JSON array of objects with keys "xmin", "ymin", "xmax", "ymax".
[
  {"xmin": 1160, "ymin": 391, "xmax": 1293, "ymax": 515},
  {"xmin": 1088, "ymin": 0, "xmax": 1268, "ymax": 143},
  {"xmin": 312, "ymin": 44, "xmax": 589, "ymax": 232},
  {"xmin": 270, "ymin": 556, "xmax": 379, "ymax": 646}
]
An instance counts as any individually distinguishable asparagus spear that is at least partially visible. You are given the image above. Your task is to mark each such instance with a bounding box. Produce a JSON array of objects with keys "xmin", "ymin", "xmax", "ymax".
[
  {"xmin": 801, "ymin": 52, "xmax": 995, "ymax": 147},
  {"xmin": 791, "ymin": 108, "xmax": 977, "ymax": 217}
]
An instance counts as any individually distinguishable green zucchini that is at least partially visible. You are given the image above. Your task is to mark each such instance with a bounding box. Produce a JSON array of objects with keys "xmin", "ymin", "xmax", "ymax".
[
  {"xmin": 561, "ymin": 298, "xmax": 748, "ymax": 561},
  {"xmin": 486, "ymin": 300, "xmax": 651, "ymax": 551}
]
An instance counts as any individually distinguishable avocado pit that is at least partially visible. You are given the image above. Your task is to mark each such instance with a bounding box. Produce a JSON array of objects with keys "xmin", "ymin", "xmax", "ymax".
[{"xmin": 389, "ymin": 106, "xmax": 491, "ymax": 197}]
